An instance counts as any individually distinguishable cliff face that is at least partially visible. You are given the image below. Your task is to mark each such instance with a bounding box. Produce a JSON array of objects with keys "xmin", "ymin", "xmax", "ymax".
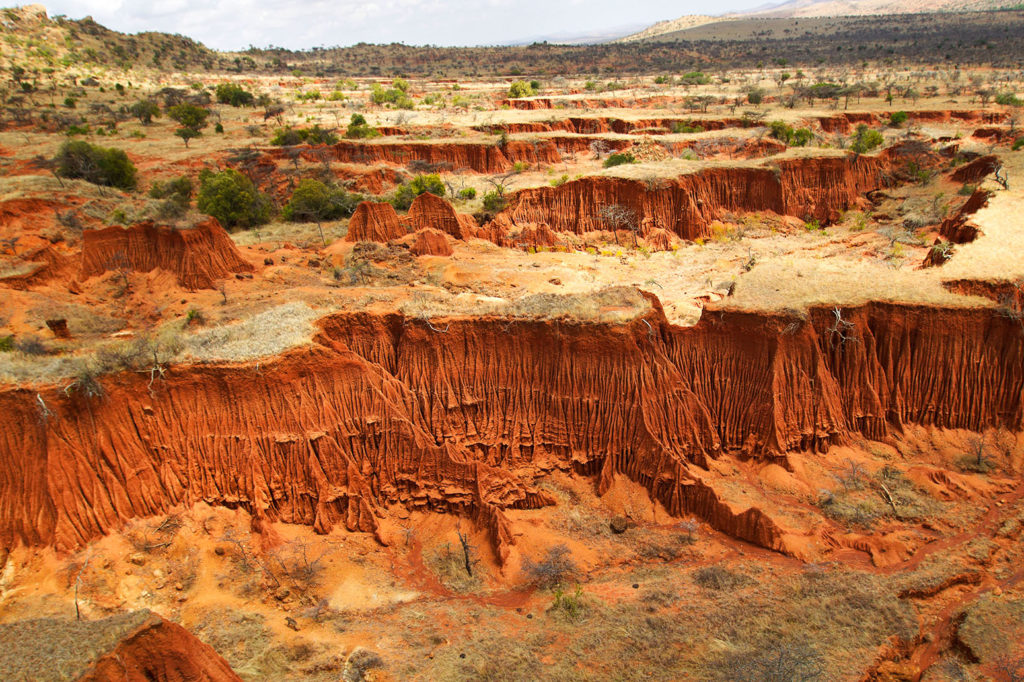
[
  {"xmin": 493, "ymin": 154, "xmax": 886, "ymax": 239},
  {"xmin": 79, "ymin": 219, "xmax": 253, "ymax": 290},
  {"xmin": 1, "ymin": 298, "xmax": 1020, "ymax": 559}
]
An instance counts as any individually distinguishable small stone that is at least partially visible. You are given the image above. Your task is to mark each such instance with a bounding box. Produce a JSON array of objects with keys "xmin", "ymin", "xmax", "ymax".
[
  {"xmin": 174, "ymin": 582, "xmax": 184, "ymax": 591},
  {"xmin": 214, "ymin": 546, "xmax": 226, "ymax": 556},
  {"xmin": 610, "ymin": 516, "xmax": 630, "ymax": 534},
  {"xmin": 459, "ymin": 653, "xmax": 466, "ymax": 659},
  {"xmin": 264, "ymin": 257, "xmax": 274, "ymax": 266},
  {"xmin": 275, "ymin": 587, "xmax": 291, "ymax": 601},
  {"xmin": 285, "ymin": 616, "xmax": 299, "ymax": 631},
  {"xmin": 129, "ymin": 554, "xmax": 146, "ymax": 566},
  {"xmin": 632, "ymin": 583, "xmax": 639, "ymax": 589},
  {"xmin": 548, "ymin": 278, "xmax": 561, "ymax": 285}
]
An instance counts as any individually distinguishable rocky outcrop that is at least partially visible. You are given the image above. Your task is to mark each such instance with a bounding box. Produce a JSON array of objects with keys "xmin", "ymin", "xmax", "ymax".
[
  {"xmin": 79, "ymin": 219, "xmax": 253, "ymax": 290},
  {"xmin": 951, "ymin": 155, "xmax": 1000, "ymax": 184},
  {"xmin": 407, "ymin": 192, "xmax": 476, "ymax": 239},
  {"xmin": 492, "ymin": 153, "xmax": 888, "ymax": 240},
  {"xmin": 1, "ymin": 298, "xmax": 1020, "ymax": 561},
  {"xmin": 410, "ymin": 228, "xmax": 453, "ymax": 256},
  {"xmin": 346, "ymin": 201, "xmax": 406, "ymax": 242},
  {"xmin": 0, "ymin": 610, "xmax": 241, "ymax": 682}
]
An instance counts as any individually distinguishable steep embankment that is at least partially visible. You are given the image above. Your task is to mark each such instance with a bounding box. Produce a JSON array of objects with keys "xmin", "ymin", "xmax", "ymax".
[
  {"xmin": 80, "ymin": 219, "xmax": 253, "ymax": 290},
  {"xmin": 0, "ymin": 297, "xmax": 1020, "ymax": 560},
  {"xmin": 493, "ymin": 153, "xmax": 886, "ymax": 239}
]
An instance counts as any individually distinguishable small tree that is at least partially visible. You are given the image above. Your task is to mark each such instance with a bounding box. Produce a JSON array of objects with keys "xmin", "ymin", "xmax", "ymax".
[
  {"xmin": 215, "ymin": 83, "xmax": 254, "ymax": 107},
  {"xmin": 598, "ymin": 204, "xmax": 639, "ymax": 246},
  {"xmin": 849, "ymin": 124, "xmax": 884, "ymax": 154},
  {"xmin": 196, "ymin": 169, "xmax": 271, "ymax": 229},
  {"xmin": 282, "ymin": 178, "xmax": 362, "ymax": 246},
  {"xmin": 168, "ymin": 103, "xmax": 209, "ymax": 131},
  {"xmin": 129, "ymin": 100, "xmax": 160, "ymax": 125},
  {"xmin": 174, "ymin": 127, "xmax": 201, "ymax": 148}
]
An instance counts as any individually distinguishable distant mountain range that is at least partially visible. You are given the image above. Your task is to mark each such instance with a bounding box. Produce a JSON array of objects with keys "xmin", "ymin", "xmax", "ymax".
[{"xmin": 615, "ymin": 0, "xmax": 1024, "ymax": 42}]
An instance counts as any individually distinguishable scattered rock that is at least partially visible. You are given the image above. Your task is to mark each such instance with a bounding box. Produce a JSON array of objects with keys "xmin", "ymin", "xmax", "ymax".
[
  {"xmin": 285, "ymin": 616, "xmax": 299, "ymax": 631},
  {"xmin": 610, "ymin": 516, "xmax": 630, "ymax": 534}
]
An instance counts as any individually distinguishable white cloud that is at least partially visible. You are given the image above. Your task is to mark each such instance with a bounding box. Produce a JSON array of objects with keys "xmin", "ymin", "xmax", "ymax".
[{"xmin": 39, "ymin": 0, "xmax": 763, "ymax": 49}]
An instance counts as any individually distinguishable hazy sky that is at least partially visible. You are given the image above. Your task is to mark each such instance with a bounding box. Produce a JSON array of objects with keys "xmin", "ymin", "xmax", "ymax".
[{"xmin": 40, "ymin": 0, "xmax": 770, "ymax": 50}]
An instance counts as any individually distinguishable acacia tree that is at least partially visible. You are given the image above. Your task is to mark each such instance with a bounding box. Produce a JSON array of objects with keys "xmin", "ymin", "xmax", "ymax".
[{"xmin": 598, "ymin": 204, "xmax": 639, "ymax": 247}]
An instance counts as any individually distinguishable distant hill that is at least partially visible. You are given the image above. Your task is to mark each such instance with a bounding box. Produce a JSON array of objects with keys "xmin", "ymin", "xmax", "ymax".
[{"xmin": 616, "ymin": 0, "xmax": 1024, "ymax": 42}]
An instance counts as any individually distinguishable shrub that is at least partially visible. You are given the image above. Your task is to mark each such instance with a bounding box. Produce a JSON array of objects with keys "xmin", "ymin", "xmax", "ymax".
[
  {"xmin": 995, "ymin": 92, "xmax": 1023, "ymax": 107},
  {"xmin": 270, "ymin": 125, "xmax": 338, "ymax": 146},
  {"xmin": 457, "ymin": 187, "xmax": 476, "ymax": 200},
  {"xmin": 746, "ymin": 88, "xmax": 765, "ymax": 106},
  {"xmin": 1012, "ymin": 137, "xmax": 1024, "ymax": 151},
  {"xmin": 129, "ymin": 100, "xmax": 160, "ymax": 125},
  {"xmin": 215, "ymin": 83, "xmax": 254, "ymax": 107},
  {"xmin": 391, "ymin": 173, "xmax": 445, "ymax": 210},
  {"xmin": 345, "ymin": 113, "xmax": 379, "ymax": 139},
  {"xmin": 282, "ymin": 178, "xmax": 361, "ymax": 222},
  {"xmin": 889, "ymin": 110, "xmax": 909, "ymax": 127},
  {"xmin": 370, "ymin": 82, "xmax": 413, "ymax": 108},
  {"xmin": 149, "ymin": 176, "xmax": 193, "ymax": 207},
  {"xmin": 214, "ymin": 122, "xmax": 224, "ymax": 134},
  {"xmin": 196, "ymin": 169, "xmax": 271, "ymax": 229},
  {"xmin": 482, "ymin": 189, "xmax": 507, "ymax": 212},
  {"xmin": 849, "ymin": 124, "xmax": 884, "ymax": 154},
  {"xmin": 523, "ymin": 545, "xmax": 578, "ymax": 589},
  {"xmin": 508, "ymin": 80, "xmax": 535, "ymax": 98},
  {"xmin": 680, "ymin": 71, "xmax": 710, "ymax": 86},
  {"xmin": 603, "ymin": 152, "xmax": 635, "ymax": 168},
  {"xmin": 55, "ymin": 140, "xmax": 137, "ymax": 190},
  {"xmin": 0, "ymin": 335, "xmax": 13, "ymax": 352},
  {"xmin": 692, "ymin": 566, "xmax": 752, "ymax": 591}
]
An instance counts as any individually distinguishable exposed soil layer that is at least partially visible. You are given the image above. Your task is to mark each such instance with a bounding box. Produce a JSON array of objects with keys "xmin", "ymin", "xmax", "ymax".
[
  {"xmin": 1, "ymin": 297, "xmax": 1019, "ymax": 562},
  {"xmin": 80, "ymin": 219, "xmax": 254, "ymax": 290}
]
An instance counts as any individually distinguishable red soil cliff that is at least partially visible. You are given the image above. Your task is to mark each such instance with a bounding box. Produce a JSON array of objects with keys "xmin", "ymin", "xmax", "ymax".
[
  {"xmin": 492, "ymin": 154, "xmax": 888, "ymax": 240},
  {"xmin": 410, "ymin": 228, "xmax": 453, "ymax": 256},
  {"xmin": 407, "ymin": 192, "xmax": 476, "ymax": 239},
  {"xmin": 0, "ymin": 298, "xmax": 1019, "ymax": 560},
  {"xmin": 346, "ymin": 201, "xmax": 406, "ymax": 242},
  {"xmin": 79, "ymin": 219, "xmax": 253, "ymax": 291}
]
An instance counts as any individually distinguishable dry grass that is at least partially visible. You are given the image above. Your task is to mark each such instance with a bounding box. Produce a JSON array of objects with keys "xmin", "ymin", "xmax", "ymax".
[{"xmin": 181, "ymin": 302, "xmax": 319, "ymax": 363}]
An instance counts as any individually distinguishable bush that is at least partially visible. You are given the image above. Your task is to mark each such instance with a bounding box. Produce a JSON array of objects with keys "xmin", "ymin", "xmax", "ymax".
[
  {"xmin": 196, "ymin": 169, "xmax": 271, "ymax": 229},
  {"xmin": 391, "ymin": 173, "xmax": 445, "ymax": 210},
  {"xmin": 215, "ymin": 83, "xmax": 254, "ymax": 107},
  {"xmin": 1012, "ymin": 137, "xmax": 1024, "ymax": 151},
  {"xmin": 746, "ymin": 88, "xmax": 765, "ymax": 106},
  {"xmin": 55, "ymin": 140, "xmax": 137, "ymax": 190},
  {"xmin": 270, "ymin": 125, "xmax": 338, "ymax": 146},
  {"xmin": 0, "ymin": 335, "xmax": 13, "ymax": 352},
  {"xmin": 457, "ymin": 187, "xmax": 476, "ymax": 200},
  {"xmin": 680, "ymin": 71, "xmax": 710, "ymax": 86},
  {"xmin": 508, "ymin": 80, "xmax": 535, "ymax": 98},
  {"xmin": 850, "ymin": 125, "xmax": 884, "ymax": 154},
  {"xmin": 995, "ymin": 92, "xmax": 1023, "ymax": 107},
  {"xmin": 149, "ymin": 176, "xmax": 193, "ymax": 207},
  {"xmin": 603, "ymin": 152, "xmax": 635, "ymax": 168},
  {"xmin": 345, "ymin": 113, "xmax": 379, "ymax": 139},
  {"xmin": 692, "ymin": 566, "xmax": 752, "ymax": 591},
  {"xmin": 523, "ymin": 545, "xmax": 578, "ymax": 589},
  {"xmin": 282, "ymin": 179, "xmax": 361, "ymax": 222},
  {"xmin": 482, "ymin": 190, "xmax": 507, "ymax": 212},
  {"xmin": 888, "ymin": 111, "xmax": 909, "ymax": 127},
  {"xmin": 371, "ymin": 82, "xmax": 413, "ymax": 108}
]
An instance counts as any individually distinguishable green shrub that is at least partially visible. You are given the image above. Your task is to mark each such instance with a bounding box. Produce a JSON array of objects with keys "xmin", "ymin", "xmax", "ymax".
[
  {"xmin": 680, "ymin": 71, "xmax": 710, "ymax": 86},
  {"xmin": 149, "ymin": 176, "xmax": 193, "ymax": 206},
  {"xmin": 457, "ymin": 187, "xmax": 477, "ymax": 200},
  {"xmin": 482, "ymin": 190, "xmax": 507, "ymax": 212},
  {"xmin": 391, "ymin": 173, "xmax": 445, "ymax": 210},
  {"xmin": 345, "ymin": 113, "xmax": 379, "ymax": 139},
  {"xmin": 1012, "ymin": 137, "xmax": 1024, "ymax": 151},
  {"xmin": 282, "ymin": 178, "xmax": 361, "ymax": 222},
  {"xmin": 671, "ymin": 121, "xmax": 703, "ymax": 133},
  {"xmin": 0, "ymin": 335, "xmax": 13, "ymax": 352},
  {"xmin": 508, "ymin": 80, "xmax": 535, "ymax": 98},
  {"xmin": 768, "ymin": 120, "xmax": 813, "ymax": 147},
  {"xmin": 270, "ymin": 125, "xmax": 338, "ymax": 146},
  {"xmin": 603, "ymin": 152, "xmax": 635, "ymax": 168},
  {"xmin": 215, "ymin": 83, "xmax": 254, "ymax": 107},
  {"xmin": 995, "ymin": 92, "xmax": 1023, "ymax": 107},
  {"xmin": 888, "ymin": 111, "xmax": 909, "ymax": 127},
  {"xmin": 196, "ymin": 169, "xmax": 271, "ymax": 229},
  {"xmin": 747, "ymin": 88, "xmax": 765, "ymax": 106},
  {"xmin": 849, "ymin": 124, "xmax": 884, "ymax": 154},
  {"xmin": 55, "ymin": 140, "xmax": 137, "ymax": 190},
  {"xmin": 371, "ymin": 82, "xmax": 414, "ymax": 108}
]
